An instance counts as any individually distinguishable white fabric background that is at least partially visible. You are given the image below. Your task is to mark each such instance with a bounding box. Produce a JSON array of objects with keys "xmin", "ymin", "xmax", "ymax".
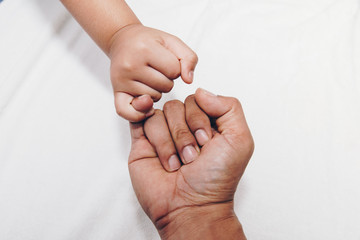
[{"xmin": 0, "ymin": 0, "xmax": 359, "ymax": 239}]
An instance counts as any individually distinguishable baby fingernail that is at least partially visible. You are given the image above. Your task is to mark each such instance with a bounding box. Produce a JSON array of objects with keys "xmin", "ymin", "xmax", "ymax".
[
  {"xmin": 182, "ymin": 145, "xmax": 198, "ymax": 164},
  {"xmin": 195, "ymin": 129, "xmax": 209, "ymax": 146},
  {"xmin": 189, "ymin": 71, "xmax": 194, "ymax": 82},
  {"xmin": 168, "ymin": 155, "xmax": 181, "ymax": 171}
]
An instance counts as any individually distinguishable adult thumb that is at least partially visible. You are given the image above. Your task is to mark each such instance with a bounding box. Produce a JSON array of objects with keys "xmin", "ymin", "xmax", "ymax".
[
  {"xmin": 194, "ymin": 88, "xmax": 252, "ymax": 139},
  {"xmin": 194, "ymin": 88, "xmax": 254, "ymax": 173}
]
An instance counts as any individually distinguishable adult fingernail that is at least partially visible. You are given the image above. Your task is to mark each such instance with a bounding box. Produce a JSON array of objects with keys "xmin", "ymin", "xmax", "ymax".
[
  {"xmin": 182, "ymin": 145, "xmax": 198, "ymax": 164},
  {"xmin": 199, "ymin": 88, "xmax": 216, "ymax": 97},
  {"xmin": 168, "ymin": 154, "xmax": 181, "ymax": 171},
  {"xmin": 195, "ymin": 129, "xmax": 209, "ymax": 146}
]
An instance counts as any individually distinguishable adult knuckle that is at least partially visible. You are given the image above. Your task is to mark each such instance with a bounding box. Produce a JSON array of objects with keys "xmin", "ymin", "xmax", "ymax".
[
  {"xmin": 188, "ymin": 113, "xmax": 208, "ymax": 127},
  {"xmin": 185, "ymin": 94, "xmax": 195, "ymax": 104},
  {"xmin": 230, "ymin": 97, "xmax": 241, "ymax": 106},
  {"xmin": 186, "ymin": 107, "xmax": 203, "ymax": 120},
  {"xmin": 158, "ymin": 141, "xmax": 172, "ymax": 155},
  {"xmin": 173, "ymin": 126, "xmax": 191, "ymax": 141},
  {"xmin": 153, "ymin": 109, "xmax": 163, "ymax": 116},
  {"xmin": 164, "ymin": 100, "xmax": 182, "ymax": 113},
  {"xmin": 151, "ymin": 109, "xmax": 165, "ymax": 120},
  {"xmin": 227, "ymin": 97, "xmax": 242, "ymax": 111}
]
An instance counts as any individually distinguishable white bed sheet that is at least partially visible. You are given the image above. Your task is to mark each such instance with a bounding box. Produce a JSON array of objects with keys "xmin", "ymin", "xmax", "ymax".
[{"xmin": 0, "ymin": 0, "xmax": 359, "ymax": 239}]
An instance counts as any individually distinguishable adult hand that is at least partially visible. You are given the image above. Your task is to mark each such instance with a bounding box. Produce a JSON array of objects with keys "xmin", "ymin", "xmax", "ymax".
[{"xmin": 128, "ymin": 88, "xmax": 254, "ymax": 239}]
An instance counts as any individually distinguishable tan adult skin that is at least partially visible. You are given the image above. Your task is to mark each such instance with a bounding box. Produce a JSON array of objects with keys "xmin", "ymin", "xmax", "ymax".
[{"xmin": 129, "ymin": 88, "xmax": 254, "ymax": 239}]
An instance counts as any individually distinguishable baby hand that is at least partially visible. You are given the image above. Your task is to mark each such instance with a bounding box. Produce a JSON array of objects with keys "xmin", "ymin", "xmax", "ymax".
[{"xmin": 109, "ymin": 24, "xmax": 198, "ymax": 122}]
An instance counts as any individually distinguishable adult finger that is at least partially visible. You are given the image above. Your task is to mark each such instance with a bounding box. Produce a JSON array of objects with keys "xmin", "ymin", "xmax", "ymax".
[
  {"xmin": 163, "ymin": 100, "xmax": 200, "ymax": 164},
  {"xmin": 194, "ymin": 88, "xmax": 254, "ymax": 158},
  {"xmin": 128, "ymin": 122, "xmax": 166, "ymax": 205},
  {"xmin": 163, "ymin": 34, "xmax": 198, "ymax": 84},
  {"xmin": 184, "ymin": 95, "xmax": 212, "ymax": 146},
  {"xmin": 114, "ymin": 92, "xmax": 154, "ymax": 122},
  {"xmin": 144, "ymin": 110, "xmax": 181, "ymax": 172}
]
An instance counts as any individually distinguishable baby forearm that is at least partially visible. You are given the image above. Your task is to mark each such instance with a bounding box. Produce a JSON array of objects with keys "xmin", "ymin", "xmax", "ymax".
[{"xmin": 61, "ymin": 0, "xmax": 140, "ymax": 55}]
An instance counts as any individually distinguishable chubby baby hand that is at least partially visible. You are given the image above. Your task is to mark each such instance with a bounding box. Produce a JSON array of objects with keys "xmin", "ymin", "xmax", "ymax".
[{"xmin": 109, "ymin": 24, "xmax": 198, "ymax": 122}]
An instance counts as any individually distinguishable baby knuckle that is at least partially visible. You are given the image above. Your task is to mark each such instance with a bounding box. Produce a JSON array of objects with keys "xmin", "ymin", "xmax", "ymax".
[
  {"xmin": 135, "ymin": 41, "xmax": 149, "ymax": 53},
  {"xmin": 167, "ymin": 67, "xmax": 181, "ymax": 79},
  {"xmin": 120, "ymin": 59, "xmax": 136, "ymax": 72},
  {"xmin": 188, "ymin": 52, "xmax": 198, "ymax": 64},
  {"xmin": 152, "ymin": 92, "xmax": 162, "ymax": 102},
  {"xmin": 162, "ymin": 81, "xmax": 174, "ymax": 93}
]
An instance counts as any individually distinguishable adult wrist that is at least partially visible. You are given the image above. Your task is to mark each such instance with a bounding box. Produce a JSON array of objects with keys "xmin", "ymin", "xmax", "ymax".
[{"xmin": 156, "ymin": 202, "xmax": 246, "ymax": 240}]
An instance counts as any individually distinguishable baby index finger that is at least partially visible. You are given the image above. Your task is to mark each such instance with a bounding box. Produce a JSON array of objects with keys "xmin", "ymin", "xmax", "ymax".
[{"xmin": 114, "ymin": 92, "xmax": 153, "ymax": 122}]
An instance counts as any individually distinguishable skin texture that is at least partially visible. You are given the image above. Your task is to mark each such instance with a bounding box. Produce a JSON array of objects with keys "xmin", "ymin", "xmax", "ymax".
[
  {"xmin": 129, "ymin": 88, "xmax": 254, "ymax": 239},
  {"xmin": 61, "ymin": 0, "xmax": 198, "ymax": 122}
]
